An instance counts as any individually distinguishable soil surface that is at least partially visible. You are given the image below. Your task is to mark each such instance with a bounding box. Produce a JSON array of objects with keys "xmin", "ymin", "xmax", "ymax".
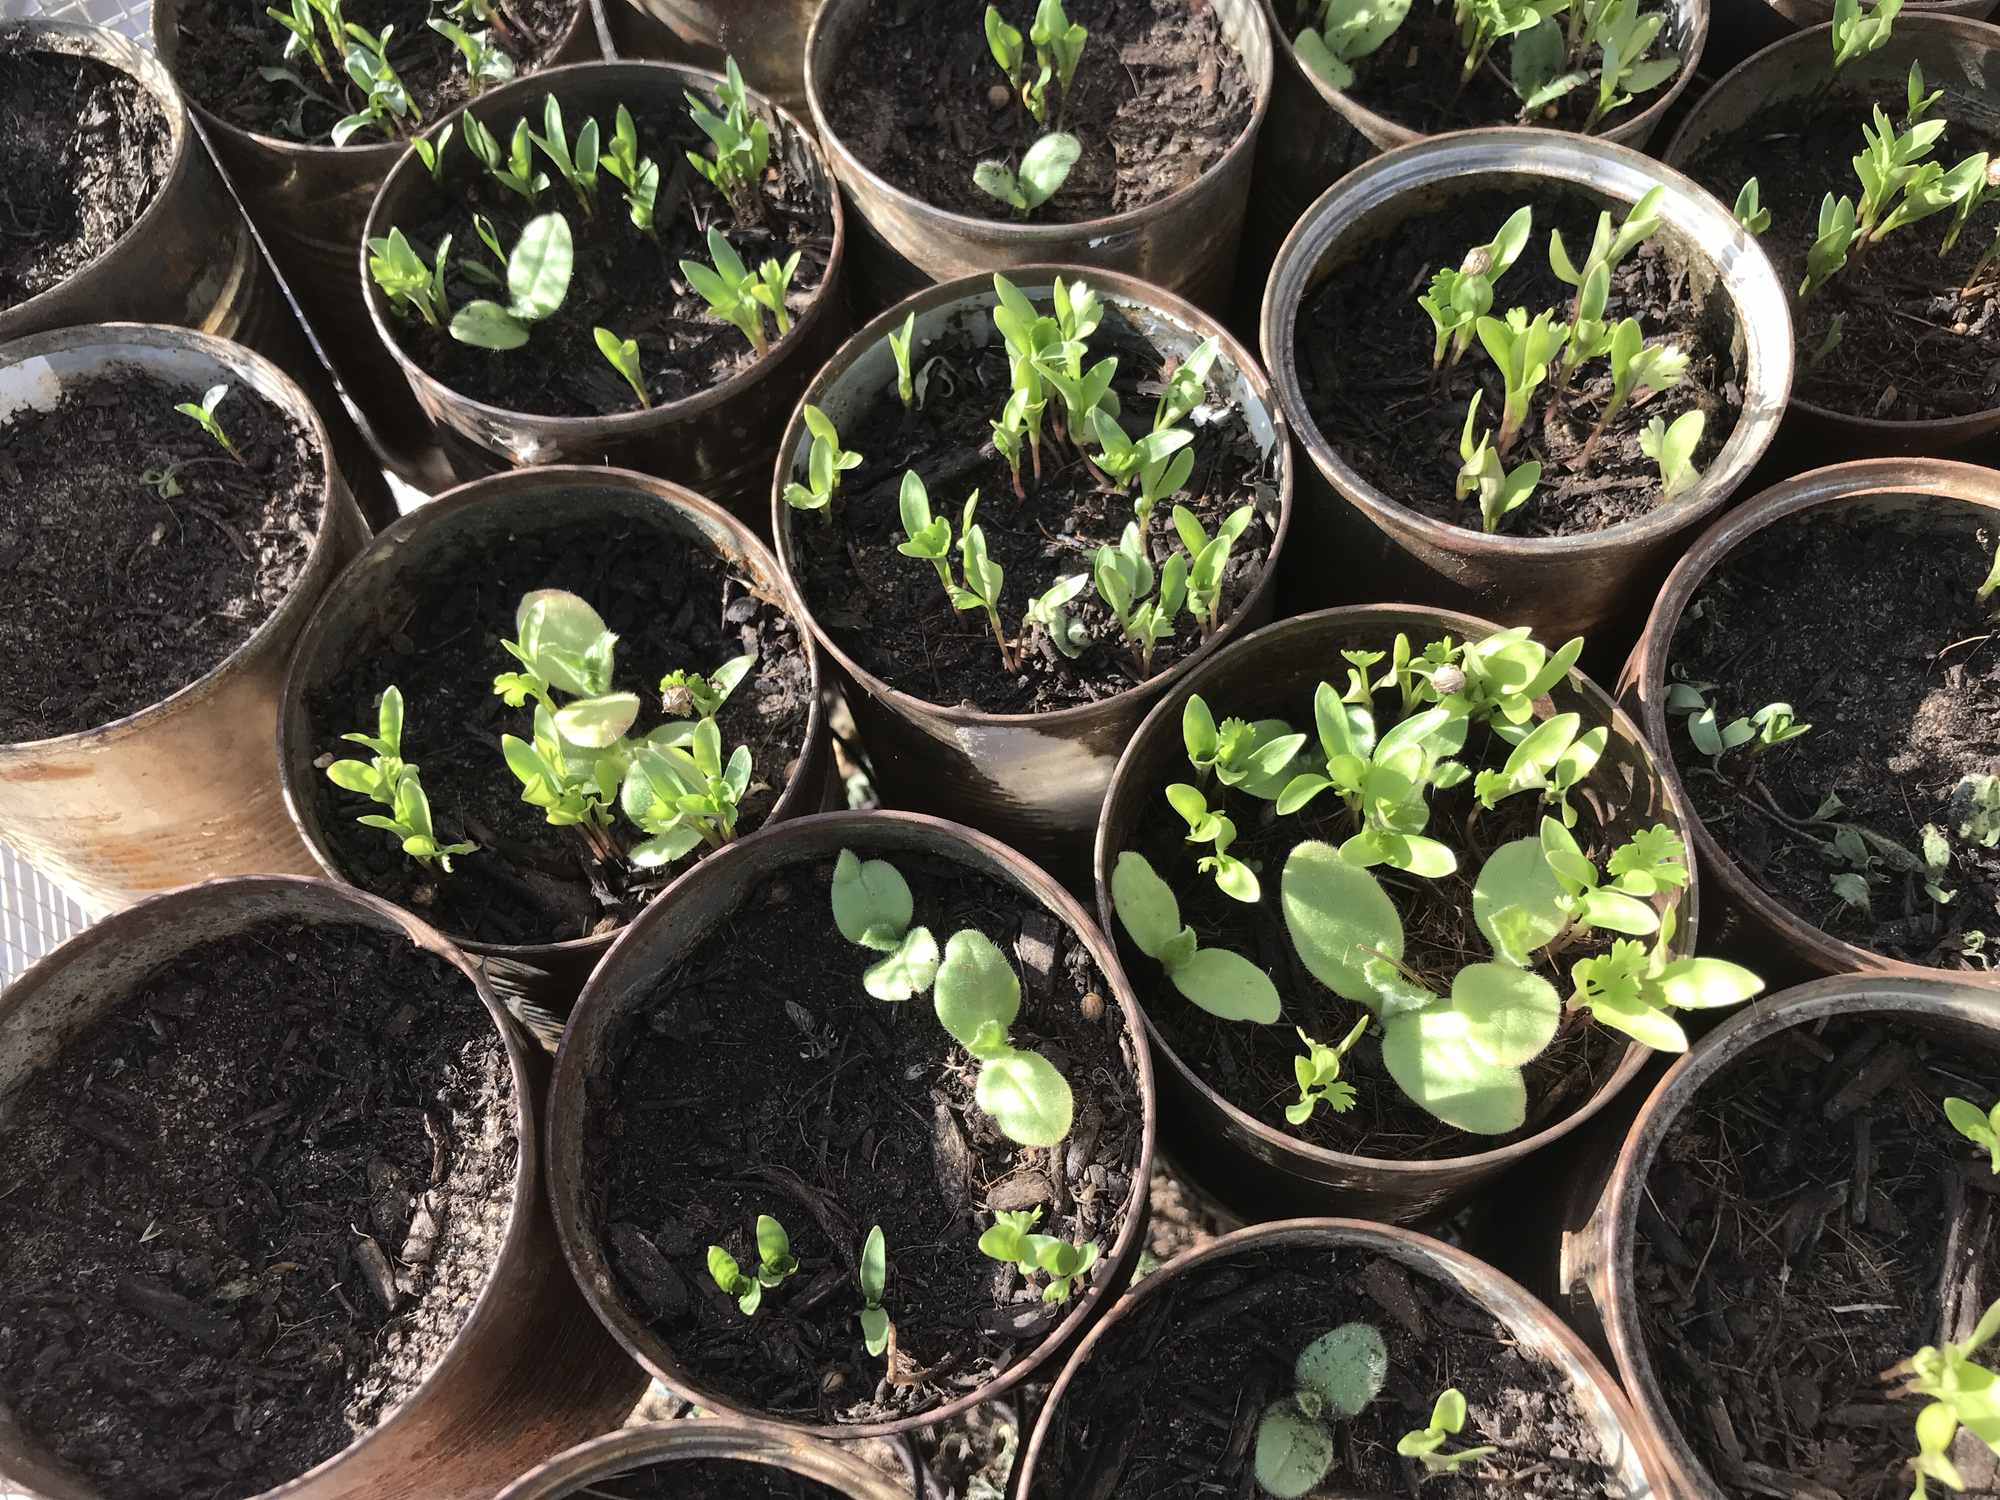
[
  {"xmin": 390, "ymin": 96, "xmax": 835, "ymax": 417},
  {"xmin": 0, "ymin": 918, "xmax": 517, "ymax": 1500},
  {"xmin": 1298, "ymin": 185, "xmax": 1743, "ymax": 539},
  {"xmin": 306, "ymin": 515, "xmax": 815, "ymax": 948},
  {"xmin": 1687, "ymin": 90, "xmax": 2000, "ymax": 422},
  {"xmin": 1120, "ymin": 660, "xmax": 1643, "ymax": 1162},
  {"xmin": 1667, "ymin": 504, "xmax": 2000, "ymax": 970},
  {"xmin": 1633, "ymin": 1017, "xmax": 2000, "ymax": 1499},
  {"xmin": 563, "ymin": 1458, "xmax": 847, "ymax": 1498},
  {"xmin": 584, "ymin": 850, "xmax": 1145, "ymax": 1426},
  {"xmin": 1274, "ymin": 0, "xmax": 1684, "ymax": 136},
  {"xmin": 792, "ymin": 303, "xmax": 1283, "ymax": 713},
  {"xmin": 169, "ymin": 0, "xmax": 576, "ymax": 144},
  {"xmin": 822, "ymin": 0, "xmax": 1255, "ymax": 222},
  {"xmin": 0, "ymin": 367, "xmax": 325, "ymax": 742},
  {"xmin": 0, "ymin": 38, "xmax": 172, "ymax": 311},
  {"xmin": 1034, "ymin": 1241, "xmax": 1618, "ymax": 1497}
]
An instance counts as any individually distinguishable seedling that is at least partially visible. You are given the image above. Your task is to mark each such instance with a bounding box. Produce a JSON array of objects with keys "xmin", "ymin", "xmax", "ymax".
[
  {"xmin": 896, "ymin": 469, "xmax": 961, "ymax": 597},
  {"xmin": 1956, "ymin": 774, "xmax": 2000, "ymax": 846},
  {"xmin": 1087, "ymin": 406, "xmax": 1192, "ymax": 506},
  {"xmin": 601, "ymin": 104, "xmax": 659, "ymax": 235},
  {"xmin": 1109, "ymin": 852, "xmax": 1281, "ymax": 1022},
  {"xmin": 1183, "ymin": 693, "xmax": 1308, "ymax": 801},
  {"xmin": 1549, "ymin": 186, "xmax": 1666, "ymax": 308},
  {"xmin": 934, "ymin": 928, "xmax": 1075, "ymax": 1145},
  {"xmin": 450, "ymin": 212, "xmax": 573, "ymax": 350},
  {"xmin": 1029, "ymin": 0, "xmax": 1088, "ymax": 117},
  {"xmin": 1510, "ymin": 14, "xmax": 1591, "ymax": 119},
  {"xmin": 681, "ymin": 226, "xmax": 772, "ymax": 355},
  {"xmin": 1476, "ymin": 307, "xmax": 1571, "ymax": 456},
  {"xmin": 783, "ymin": 405, "xmax": 862, "ymax": 514},
  {"xmin": 1254, "ymin": 1323, "xmax": 1388, "ymax": 1498},
  {"xmin": 1455, "ymin": 0, "xmax": 1564, "ymax": 84},
  {"xmin": 1174, "ymin": 504, "xmax": 1256, "ymax": 635},
  {"xmin": 1979, "ymin": 540, "xmax": 2000, "ymax": 607},
  {"xmin": 1667, "ymin": 683, "xmax": 1811, "ymax": 760},
  {"xmin": 332, "ymin": 23, "xmax": 419, "ymax": 145},
  {"xmin": 1024, "ymin": 573, "xmax": 1091, "ymax": 658},
  {"xmin": 1882, "ymin": 1296, "xmax": 2000, "ymax": 1499},
  {"xmin": 411, "ymin": 124, "xmax": 454, "ymax": 182},
  {"xmin": 686, "ymin": 55, "xmax": 772, "ymax": 205},
  {"xmin": 830, "ymin": 848, "xmax": 940, "ymax": 1003},
  {"xmin": 1831, "ymin": 0, "xmax": 1902, "ymax": 73},
  {"xmin": 1640, "ymin": 409, "xmax": 1705, "ymax": 498},
  {"xmin": 1734, "ymin": 178, "xmax": 1770, "ymax": 234},
  {"xmin": 528, "ymin": 95, "xmax": 600, "ymax": 217},
  {"xmin": 1093, "ymin": 524, "xmax": 1187, "ymax": 676},
  {"xmin": 948, "ymin": 497, "xmax": 1017, "ymax": 670},
  {"xmin": 658, "ymin": 650, "xmax": 754, "ymax": 722},
  {"xmin": 1579, "ymin": 319, "xmax": 1686, "ymax": 467},
  {"xmin": 368, "ymin": 226, "xmax": 453, "ymax": 327},
  {"xmin": 974, "ymin": 132, "xmax": 1081, "ymax": 216},
  {"xmin": 977, "ymin": 1208, "xmax": 1101, "ymax": 1301},
  {"xmin": 1418, "ymin": 207, "xmax": 1533, "ymax": 368},
  {"xmin": 750, "ymin": 252, "xmax": 800, "ymax": 338},
  {"xmin": 1456, "ymin": 392, "xmax": 1542, "ymax": 533},
  {"xmin": 887, "ymin": 311, "xmax": 917, "ymax": 408},
  {"xmin": 620, "ymin": 719, "xmax": 753, "ymax": 860},
  {"xmin": 984, "ymin": 4, "xmax": 1047, "ymax": 121},
  {"xmin": 428, "ymin": 17, "xmax": 515, "ymax": 92},
  {"xmin": 593, "ymin": 327, "xmax": 649, "ymax": 407},
  {"xmin": 1398, "ymin": 1389, "xmax": 1498, "ymax": 1475},
  {"xmin": 1287, "ymin": 1016, "xmax": 1369, "ymax": 1124},
  {"xmin": 463, "ymin": 114, "xmax": 549, "ymax": 202},
  {"xmin": 174, "ymin": 383, "xmax": 245, "ymax": 463},
  {"xmin": 858, "ymin": 1225, "xmax": 892, "ymax": 1356},
  {"xmin": 1471, "ymin": 710, "xmax": 1608, "ymax": 826},
  {"xmin": 1582, "ymin": 0, "xmax": 1680, "ymax": 132},
  {"xmin": 325, "ymin": 685, "xmax": 477, "ymax": 871},
  {"xmin": 1906, "ymin": 60, "xmax": 1943, "ymax": 125},
  {"xmin": 706, "ymin": 1213, "xmax": 798, "ymax": 1315},
  {"xmin": 266, "ymin": 0, "xmax": 335, "ymax": 87},
  {"xmin": 1165, "ymin": 781, "xmax": 1259, "ymax": 901},
  {"xmin": 1568, "ymin": 907, "xmax": 1761, "ymax": 1051},
  {"xmin": 1945, "ymin": 1096, "xmax": 2000, "ymax": 1173},
  {"xmin": 1293, "ymin": 0, "xmax": 1411, "ymax": 90}
]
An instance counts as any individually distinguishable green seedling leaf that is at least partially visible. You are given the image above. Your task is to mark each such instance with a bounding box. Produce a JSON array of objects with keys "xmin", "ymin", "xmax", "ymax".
[
  {"xmin": 1296, "ymin": 1321, "xmax": 1389, "ymax": 1417},
  {"xmin": 1254, "ymin": 1400, "xmax": 1336, "ymax": 1499},
  {"xmin": 832, "ymin": 848, "xmax": 915, "ymax": 951},
  {"xmin": 1282, "ymin": 841, "xmax": 1405, "ymax": 1006},
  {"xmin": 934, "ymin": 929, "xmax": 1022, "ymax": 1049},
  {"xmin": 977, "ymin": 1049, "xmax": 1075, "ymax": 1147},
  {"xmin": 863, "ymin": 926, "xmax": 940, "ymax": 1002}
]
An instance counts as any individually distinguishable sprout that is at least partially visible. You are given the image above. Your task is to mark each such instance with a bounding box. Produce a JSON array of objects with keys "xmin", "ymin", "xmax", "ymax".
[
  {"xmin": 706, "ymin": 1213, "xmax": 798, "ymax": 1316},
  {"xmin": 858, "ymin": 1225, "xmax": 892, "ymax": 1356},
  {"xmin": 1455, "ymin": 392, "xmax": 1542, "ymax": 534},
  {"xmin": 1640, "ymin": 410, "xmax": 1704, "ymax": 499},
  {"xmin": 1397, "ymin": 1389, "xmax": 1499, "ymax": 1475},
  {"xmin": 1944, "ymin": 1096, "xmax": 2000, "ymax": 1173},
  {"xmin": 1024, "ymin": 573, "xmax": 1091, "ymax": 659},
  {"xmin": 1734, "ymin": 178, "xmax": 1770, "ymax": 234},
  {"xmin": 1293, "ymin": 0, "xmax": 1411, "ymax": 91},
  {"xmin": 332, "ymin": 22, "xmax": 419, "ymax": 145},
  {"xmin": 830, "ymin": 848, "xmax": 940, "ymax": 1002},
  {"xmin": 934, "ymin": 929, "xmax": 1074, "ymax": 1146},
  {"xmin": 1173, "ymin": 504, "xmax": 1256, "ymax": 637},
  {"xmin": 428, "ymin": 17, "xmax": 515, "ymax": 93},
  {"xmin": 1287, "ymin": 1016, "xmax": 1369, "ymax": 1124},
  {"xmin": 593, "ymin": 326, "xmax": 650, "ymax": 408},
  {"xmin": 658, "ymin": 651, "xmax": 755, "ymax": 722},
  {"xmin": 173, "ymin": 383, "xmax": 245, "ymax": 463},
  {"xmin": 1418, "ymin": 207, "xmax": 1532, "ymax": 369},
  {"xmin": 977, "ymin": 1208, "xmax": 1101, "ymax": 1301},
  {"xmin": 601, "ymin": 103, "xmax": 661, "ymax": 235},
  {"xmin": 1831, "ymin": 0, "xmax": 1902, "ymax": 73},
  {"xmin": 463, "ymin": 114, "xmax": 549, "ymax": 202},
  {"xmin": 681, "ymin": 226, "xmax": 773, "ymax": 355},
  {"xmin": 1110, "ymin": 851, "xmax": 1281, "ymax": 1022},
  {"xmin": 1165, "ymin": 781, "xmax": 1260, "ymax": 902},
  {"xmin": 783, "ymin": 405, "xmax": 863, "ymax": 515},
  {"xmin": 1475, "ymin": 306, "xmax": 1571, "ymax": 456},
  {"xmin": 686, "ymin": 55, "xmax": 772, "ymax": 203},
  {"xmin": 887, "ymin": 311, "xmax": 917, "ymax": 408},
  {"xmin": 449, "ymin": 213, "xmax": 573, "ymax": 351},
  {"xmin": 1882, "ymin": 1295, "xmax": 2000, "ymax": 1498},
  {"xmin": 368, "ymin": 226, "xmax": 453, "ymax": 328},
  {"xmin": 973, "ymin": 132, "xmax": 1081, "ymax": 217},
  {"xmin": 325, "ymin": 685, "xmax": 477, "ymax": 872},
  {"xmin": 1253, "ymin": 1323, "xmax": 1389, "ymax": 1497}
]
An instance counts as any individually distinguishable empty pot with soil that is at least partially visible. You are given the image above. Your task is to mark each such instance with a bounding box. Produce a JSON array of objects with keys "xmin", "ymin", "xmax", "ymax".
[
  {"xmin": 1016, "ymin": 1218, "xmax": 1656, "ymax": 1498},
  {"xmin": 278, "ymin": 465, "xmax": 830, "ymax": 1008},
  {"xmin": 0, "ymin": 323, "xmax": 366, "ymax": 913},
  {"xmin": 1554, "ymin": 973, "xmax": 2000, "ymax": 1499},
  {"xmin": 1623, "ymin": 458, "xmax": 2000, "ymax": 985},
  {"xmin": 0, "ymin": 876, "xmax": 643, "ymax": 1500},
  {"xmin": 546, "ymin": 810, "xmax": 1157, "ymax": 1437},
  {"xmin": 1095, "ymin": 604, "xmax": 1766, "ymax": 1225},
  {"xmin": 1263, "ymin": 128, "xmax": 1793, "ymax": 643},
  {"xmin": 0, "ymin": 20, "xmax": 288, "ymax": 353},
  {"xmin": 362, "ymin": 59, "xmax": 849, "ymax": 512},
  {"xmin": 1664, "ymin": 15, "xmax": 2000, "ymax": 454},
  {"xmin": 773, "ymin": 266, "xmax": 1291, "ymax": 875},
  {"xmin": 496, "ymin": 1420, "xmax": 911, "ymax": 1500},
  {"xmin": 804, "ymin": 0, "xmax": 1274, "ymax": 310},
  {"xmin": 152, "ymin": 0, "xmax": 593, "ymax": 466}
]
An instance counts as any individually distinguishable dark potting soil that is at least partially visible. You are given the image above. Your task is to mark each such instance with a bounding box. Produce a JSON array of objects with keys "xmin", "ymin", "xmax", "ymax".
[
  {"xmin": 562, "ymin": 1459, "xmax": 847, "ymax": 1499},
  {"xmin": 0, "ymin": 367, "xmax": 325, "ymax": 742},
  {"xmin": 1273, "ymin": 0, "xmax": 1683, "ymax": 136},
  {"xmin": 1667, "ymin": 505, "xmax": 2000, "ymax": 970},
  {"xmin": 792, "ymin": 306, "xmax": 1283, "ymax": 714},
  {"xmin": 585, "ymin": 852, "xmax": 1145, "ymax": 1426},
  {"xmin": 0, "ymin": 39, "xmax": 172, "ymax": 311},
  {"xmin": 306, "ymin": 517, "xmax": 815, "ymax": 948},
  {"xmin": 822, "ymin": 0, "xmax": 1254, "ymax": 223},
  {"xmin": 1687, "ymin": 90, "xmax": 2000, "ymax": 422},
  {"xmin": 1035, "ymin": 1241, "xmax": 1618, "ymax": 1497},
  {"xmin": 391, "ymin": 97, "xmax": 835, "ymax": 418},
  {"xmin": 169, "ymin": 0, "xmax": 576, "ymax": 144},
  {"xmin": 0, "ymin": 918, "xmax": 518, "ymax": 1500},
  {"xmin": 1298, "ymin": 186, "xmax": 1744, "ymax": 540},
  {"xmin": 1632, "ymin": 1017, "xmax": 2000, "ymax": 1498},
  {"xmin": 1125, "ymin": 680, "xmax": 1633, "ymax": 1162}
]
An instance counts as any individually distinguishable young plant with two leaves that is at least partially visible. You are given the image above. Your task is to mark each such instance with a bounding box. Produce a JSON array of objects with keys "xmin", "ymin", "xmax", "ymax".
[
  {"xmin": 324, "ymin": 684, "xmax": 478, "ymax": 873},
  {"xmin": 977, "ymin": 2, "xmax": 1086, "ymax": 214}
]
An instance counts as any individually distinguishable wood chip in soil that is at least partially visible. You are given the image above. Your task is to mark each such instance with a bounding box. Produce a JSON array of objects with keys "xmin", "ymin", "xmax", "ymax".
[
  {"xmin": 168, "ymin": 0, "xmax": 577, "ymax": 142},
  {"xmin": 389, "ymin": 98, "xmax": 835, "ymax": 417},
  {"xmin": 1632, "ymin": 1017, "xmax": 2000, "ymax": 1499},
  {"xmin": 305, "ymin": 514, "xmax": 815, "ymax": 949},
  {"xmin": 821, "ymin": 0, "xmax": 1255, "ymax": 222},
  {"xmin": 0, "ymin": 367, "xmax": 324, "ymax": 742},
  {"xmin": 1033, "ymin": 1241, "xmax": 1620, "ymax": 1497},
  {"xmin": 1667, "ymin": 502, "xmax": 2000, "ymax": 971},
  {"xmin": 0, "ymin": 918, "xmax": 518, "ymax": 1500},
  {"xmin": 0, "ymin": 34, "xmax": 171, "ymax": 311},
  {"xmin": 1297, "ymin": 184, "xmax": 1744, "ymax": 539},
  {"xmin": 1686, "ymin": 89, "xmax": 2000, "ymax": 423},
  {"xmin": 584, "ymin": 852, "xmax": 1144, "ymax": 1426},
  {"xmin": 792, "ymin": 305, "xmax": 1283, "ymax": 713}
]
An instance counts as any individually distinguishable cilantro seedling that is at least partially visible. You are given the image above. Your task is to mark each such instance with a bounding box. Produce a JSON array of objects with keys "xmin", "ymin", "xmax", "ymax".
[
  {"xmin": 1173, "ymin": 504, "xmax": 1255, "ymax": 636},
  {"xmin": 593, "ymin": 326, "xmax": 649, "ymax": 408},
  {"xmin": 1734, "ymin": 178, "xmax": 1770, "ymax": 234},
  {"xmin": 686, "ymin": 55, "xmax": 772, "ymax": 207},
  {"xmin": 1667, "ymin": 684, "xmax": 1810, "ymax": 761},
  {"xmin": 1476, "ymin": 307, "xmax": 1571, "ymax": 457},
  {"xmin": 1165, "ymin": 781, "xmax": 1259, "ymax": 901},
  {"xmin": 266, "ymin": 0, "xmax": 336, "ymax": 88},
  {"xmin": 1287, "ymin": 1016, "xmax": 1369, "ymax": 1125},
  {"xmin": 706, "ymin": 1213, "xmax": 798, "ymax": 1316},
  {"xmin": 1093, "ymin": 523, "xmax": 1187, "ymax": 676},
  {"xmin": 174, "ymin": 383, "xmax": 246, "ymax": 463},
  {"xmin": 1471, "ymin": 710, "xmax": 1608, "ymax": 825},
  {"xmin": 1155, "ymin": 336, "xmax": 1219, "ymax": 430},
  {"xmin": 658, "ymin": 650, "xmax": 754, "ymax": 723},
  {"xmin": 1549, "ymin": 186, "xmax": 1665, "ymax": 315},
  {"xmin": 601, "ymin": 103, "xmax": 660, "ymax": 235},
  {"xmin": 992, "ymin": 389, "xmax": 1037, "ymax": 498},
  {"xmin": 1025, "ymin": 573, "xmax": 1091, "ymax": 658},
  {"xmin": 1254, "ymin": 1323, "xmax": 1388, "ymax": 1498},
  {"xmin": 1454, "ymin": 0, "xmax": 1563, "ymax": 83},
  {"xmin": 325, "ymin": 685, "xmax": 477, "ymax": 871},
  {"xmin": 1567, "ymin": 907, "xmax": 1761, "ymax": 1051},
  {"xmin": 1418, "ymin": 207, "xmax": 1533, "ymax": 369},
  {"xmin": 1801, "ymin": 192, "xmax": 1861, "ymax": 299},
  {"xmin": 1640, "ymin": 409, "xmax": 1705, "ymax": 499},
  {"xmin": 1832, "ymin": 0, "xmax": 1901, "ymax": 74},
  {"xmin": 681, "ymin": 226, "xmax": 772, "ymax": 355},
  {"xmin": 333, "ymin": 23, "xmax": 419, "ymax": 146},
  {"xmin": 1945, "ymin": 1096, "xmax": 2000, "ymax": 1173},
  {"xmin": 1293, "ymin": 0, "xmax": 1411, "ymax": 90},
  {"xmin": 1456, "ymin": 392, "xmax": 1542, "ymax": 533},
  {"xmin": 1086, "ymin": 406, "xmax": 1192, "ymax": 512},
  {"xmin": 449, "ymin": 212, "xmax": 573, "ymax": 350},
  {"xmin": 895, "ymin": 469, "xmax": 960, "ymax": 597},
  {"xmin": 830, "ymin": 848, "xmax": 942, "ymax": 1001},
  {"xmin": 934, "ymin": 928, "xmax": 1075, "ymax": 1145},
  {"xmin": 428, "ymin": 17, "xmax": 515, "ymax": 92},
  {"xmin": 974, "ymin": 132, "xmax": 1081, "ymax": 216},
  {"xmin": 1398, "ymin": 1389, "xmax": 1498, "ymax": 1475},
  {"xmin": 527, "ymin": 94, "xmax": 600, "ymax": 217},
  {"xmin": 783, "ymin": 404, "xmax": 862, "ymax": 514},
  {"xmin": 977, "ymin": 1207, "xmax": 1101, "ymax": 1301},
  {"xmin": 858, "ymin": 1225, "xmax": 892, "ymax": 1356},
  {"xmin": 368, "ymin": 226, "xmax": 453, "ymax": 327},
  {"xmin": 1882, "ymin": 1296, "xmax": 2000, "ymax": 1499},
  {"xmin": 887, "ymin": 311, "xmax": 917, "ymax": 408},
  {"xmin": 463, "ymin": 114, "xmax": 549, "ymax": 202},
  {"xmin": 1182, "ymin": 693, "xmax": 1308, "ymax": 801}
]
